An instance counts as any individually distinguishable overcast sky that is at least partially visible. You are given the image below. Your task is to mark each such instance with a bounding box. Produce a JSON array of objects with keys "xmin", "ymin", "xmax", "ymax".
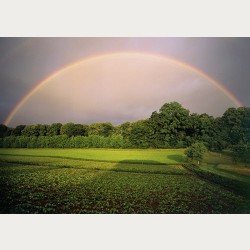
[{"xmin": 1, "ymin": 37, "xmax": 250, "ymax": 126}]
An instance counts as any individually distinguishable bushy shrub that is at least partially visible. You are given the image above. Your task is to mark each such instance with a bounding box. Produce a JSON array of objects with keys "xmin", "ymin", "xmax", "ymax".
[{"xmin": 185, "ymin": 142, "xmax": 207, "ymax": 165}]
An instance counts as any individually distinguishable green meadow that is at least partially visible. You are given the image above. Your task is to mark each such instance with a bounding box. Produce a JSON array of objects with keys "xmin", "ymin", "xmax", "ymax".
[
  {"xmin": 0, "ymin": 148, "xmax": 249, "ymax": 213},
  {"xmin": 0, "ymin": 148, "xmax": 186, "ymax": 164}
]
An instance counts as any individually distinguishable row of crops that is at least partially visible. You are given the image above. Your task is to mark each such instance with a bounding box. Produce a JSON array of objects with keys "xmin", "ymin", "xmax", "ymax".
[{"xmin": 0, "ymin": 152, "xmax": 247, "ymax": 213}]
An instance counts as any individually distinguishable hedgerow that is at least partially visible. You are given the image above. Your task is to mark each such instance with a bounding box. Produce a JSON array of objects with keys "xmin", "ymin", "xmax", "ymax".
[{"xmin": 0, "ymin": 135, "xmax": 132, "ymax": 149}]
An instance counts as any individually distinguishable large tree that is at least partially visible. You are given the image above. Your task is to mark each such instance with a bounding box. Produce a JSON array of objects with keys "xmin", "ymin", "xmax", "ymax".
[
  {"xmin": 0, "ymin": 124, "xmax": 8, "ymax": 137},
  {"xmin": 128, "ymin": 119, "xmax": 152, "ymax": 148},
  {"xmin": 148, "ymin": 102, "xmax": 190, "ymax": 147},
  {"xmin": 220, "ymin": 106, "xmax": 250, "ymax": 145},
  {"xmin": 115, "ymin": 122, "xmax": 133, "ymax": 139},
  {"xmin": 37, "ymin": 124, "xmax": 49, "ymax": 136},
  {"xmin": 47, "ymin": 123, "xmax": 62, "ymax": 136},
  {"xmin": 88, "ymin": 122, "xmax": 114, "ymax": 137},
  {"xmin": 11, "ymin": 125, "xmax": 26, "ymax": 136},
  {"xmin": 230, "ymin": 143, "xmax": 250, "ymax": 164},
  {"xmin": 21, "ymin": 125, "xmax": 40, "ymax": 136},
  {"xmin": 60, "ymin": 123, "xmax": 87, "ymax": 137}
]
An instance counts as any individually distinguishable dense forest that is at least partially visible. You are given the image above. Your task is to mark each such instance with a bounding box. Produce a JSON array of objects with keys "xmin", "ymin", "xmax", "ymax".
[{"xmin": 0, "ymin": 102, "xmax": 249, "ymax": 153}]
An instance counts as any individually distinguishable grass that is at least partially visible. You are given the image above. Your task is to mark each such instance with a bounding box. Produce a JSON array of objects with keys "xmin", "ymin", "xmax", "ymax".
[
  {"xmin": 0, "ymin": 148, "xmax": 185, "ymax": 164},
  {"xmin": 0, "ymin": 148, "xmax": 249, "ymax": 214},
  {"xmin": 201, "ymin": 151, "xmax": 250, "ymax": 184}
]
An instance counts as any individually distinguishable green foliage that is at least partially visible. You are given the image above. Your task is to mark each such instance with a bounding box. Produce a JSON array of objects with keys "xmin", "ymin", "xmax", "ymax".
[
  {"xmin": 38, "ymin": 124, "xmax": 49, "ymax": 136},
  {"xmin": 0, "ymin": 124, "xmax": 8, "ymax": 137},
  {"xmin": 128, "ymin": 120, "xmax": 152, "ymax": 148},
  {"xmin": 185, "ymin": 142, "xmax": 207, "ymax": 164},
  {"xmin": 2, "ymin": 102, "xmax": 250, "ymax": 150},
  {"xmin": 21, "ymin": 125, "xmax": 40, "ymax": 137},
  {"xmin": 108, "ymin": 134, "xmax": 132, "ymax": 148},
  {"xmin": 147, "ymin": 102, "xmax": 190, "ymax": 147},
  {"xmin": 46, "ymin": 123, "xmax": 62, "ymax": 136},
  {"xmin": 60, "ymin": 123, "xmax": 86, "ymax": 137},
  {"xmin": 5, "ymin": 127, "xmax": 14, "ymax": 136},
  {"xmin": 0, "ymin": 135, "xmax": 131, "ymax": 149},
  {"xmin": 221, "ymin": 107, "xmax": 250, "ymax": 145},
  {"xmin": 0, "ymin": 150, "xmax": 245, "ymax": 213},
  {"xmin": 81, "ymin": 124, "xmax": 89, "ymax": 136},
  {"xmin": 115, "ymin": 122, "xmax": 132, "ymax": 138},
  {"xmin": 230, "ymin": 143, "xmax": 250, "ymax": 163},
  {"xmin": 186, "ymin": 113, "xmax": 216, "ymax": 148},
  {"xmin": 11, "ymin": 125, "xmax": 26, "ymax": 136},
  {"xmin": 88, "ymin": 122, "xmax": 114, "ymax": 137}
]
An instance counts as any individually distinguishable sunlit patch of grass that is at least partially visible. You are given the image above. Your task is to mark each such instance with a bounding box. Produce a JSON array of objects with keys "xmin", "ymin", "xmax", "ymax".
[{"xmin": 0, "ymin": 148, "xmax": 186, "ymax": 164}]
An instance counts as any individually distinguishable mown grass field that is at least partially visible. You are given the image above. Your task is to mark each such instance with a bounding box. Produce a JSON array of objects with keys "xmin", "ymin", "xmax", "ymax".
[
  {"xmin": 202, "ymin": 151, "xmax": 250, "ymax": 184},
  {"xmin": 0, "ymin": 148, "xmax": 185, "ymax": 164},
  {"xmin": 0, "ymin": 148, "xmax": 249, "ymax": 213}
]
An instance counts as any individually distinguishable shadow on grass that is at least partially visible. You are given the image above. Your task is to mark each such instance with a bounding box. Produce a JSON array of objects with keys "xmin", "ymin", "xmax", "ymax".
[{"xmin": 166, "ymin": 154, "xmax": 186, "ymax": 163}]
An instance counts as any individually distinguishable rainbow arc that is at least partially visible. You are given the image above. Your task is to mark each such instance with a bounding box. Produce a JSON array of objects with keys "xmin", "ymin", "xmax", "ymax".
[{"xmin": 4, "ymin": 52, "xmax": 242, "ymax": 125}]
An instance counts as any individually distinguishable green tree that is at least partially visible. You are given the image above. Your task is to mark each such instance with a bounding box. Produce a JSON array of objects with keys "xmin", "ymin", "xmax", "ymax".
[
  {"xmin": 115, "ymin": 122, "xmax": 132, "ymax": 138},
  {"xmin": 37, "ymin": 124, "xmax": 49, "ymax": 136},
  {"xmin": 220, "ymin": 106, "xmax": 250, "ymax": 146},
  {"xmin": 185, "ymin": 142, "xmax": 207, "ymax": 165},
  {"xmin": 238, "ymin": 107, "xmax": 250, "ymax": 144},
  {"xmin": 5, "ymin": 127, "xmax": 14, "ymax": 136},
  {"xmin": 230, "ymin": 143, "xmax": 250, "ymax": 164},
  {"xmin": 88, "ymin": 122, "xmax": 114, "ymax": 137},
  {"xmin": 208, "ymin": 117, "xmax": 229, "ymax": 151},
  {"xmin": 81, "ymin": 124, "xmax": 89, "ymax": 136},
  {"xmin": 12, "ymin": 125, "xmax": 26, "ymax": 136},
  {"xmin": 60, "ymin": 123, "xmax": 86, "ymax": 137},
  {"xmin": 186, "ymin": 113, "xmax": 215, "ymax": 145},
  {"xmin": 21, "ymin": 125, "xmax": 40, "ymax": 136},
  {"xmin": 0, "ymin": 124, "xmax": 8, "ymax": 137},
  {"xmin": 129, "ymin": 120, "xmax": 152, "ymax": 148},
  {"xmin": 47, "ymin": 123, "xmax": 62, "ymax": 136},
  {"xmin": 186, "ymin": 113, "xmax": 199, "ymax": 138},
  {"xmin": 148, "ymin": 102, "xmax": 190, "ymax": 147},
  {"xmin": 198, "ymin": 113, "xmax": 215, "ymax": 137}
]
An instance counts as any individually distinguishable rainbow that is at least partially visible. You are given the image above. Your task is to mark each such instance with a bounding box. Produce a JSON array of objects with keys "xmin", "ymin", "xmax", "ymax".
[{"xmin": 3, "ymin": 52, "xmax": 243, "ymax": 126}]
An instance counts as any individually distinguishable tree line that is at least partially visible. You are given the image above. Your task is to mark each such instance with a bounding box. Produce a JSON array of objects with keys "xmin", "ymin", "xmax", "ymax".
[{"xmin": 0, "ymin": 102, "xmax": 249, "ymax": 151}]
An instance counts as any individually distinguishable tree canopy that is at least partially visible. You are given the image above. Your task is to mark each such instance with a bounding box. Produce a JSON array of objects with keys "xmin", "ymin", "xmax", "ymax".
[
  {"xmin": 185, "ymin": 142, "xmax": 207, "ymax": 164},
  {"xmin": 1, "ymin": 102, "xmax": 249, "ymax": 150}
]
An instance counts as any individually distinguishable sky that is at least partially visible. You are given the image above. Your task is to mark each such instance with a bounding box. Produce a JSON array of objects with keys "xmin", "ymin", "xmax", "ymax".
[{"xmin": 0, "ymin": 37, "xmax": 250, "ymax": 127}]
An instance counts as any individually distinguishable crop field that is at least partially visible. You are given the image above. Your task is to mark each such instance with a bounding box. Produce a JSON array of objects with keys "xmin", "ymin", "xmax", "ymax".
[{"xmin": 0, "ymin": 148, "xmax": 249, "ymax": 214}]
